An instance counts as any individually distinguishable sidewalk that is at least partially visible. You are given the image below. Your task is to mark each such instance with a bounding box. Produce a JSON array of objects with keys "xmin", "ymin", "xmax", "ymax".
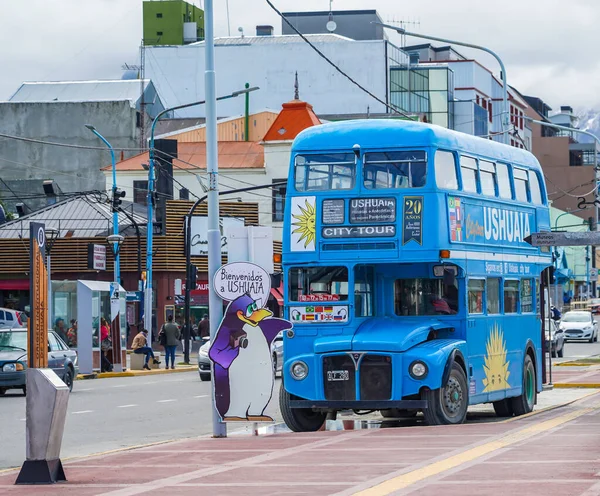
[
  {"xmin": 1, "ymin": 389, "xmax": 599, "ymax": 495},
  {"xmin": 551, "ymin": 363, "xmax": 600, "ymax": 388}
]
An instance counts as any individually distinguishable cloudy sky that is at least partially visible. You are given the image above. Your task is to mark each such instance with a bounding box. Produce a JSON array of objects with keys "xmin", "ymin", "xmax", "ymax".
[{"xmin": 1, "ymin": 0, "xmax": 598, "ymax": 112}]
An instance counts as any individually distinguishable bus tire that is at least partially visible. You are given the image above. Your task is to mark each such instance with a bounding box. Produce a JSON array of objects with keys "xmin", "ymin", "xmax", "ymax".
[
  {"xmin": 279, "ymin": 386, "xmax": 326, "ymax": 432},
  {"xmin": 493, "ymin": 399, "xmax": 513, "ymax": 417},
  {"xmin": 380, "ymin": 409, "xmax": 418, "ymax": 419},
  {"xmin": 422, "ymin": 362, "xmax": 468, "ymax": 426},
  {"xmin": 511, "ymin": 354, "xmax": 536, "ymax": 416}
]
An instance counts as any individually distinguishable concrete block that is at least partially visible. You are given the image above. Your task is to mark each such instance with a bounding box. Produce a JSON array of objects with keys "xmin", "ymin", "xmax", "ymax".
[{"xmin": 130, "ymin": 353, "xmax": 145, "ymax": 370}]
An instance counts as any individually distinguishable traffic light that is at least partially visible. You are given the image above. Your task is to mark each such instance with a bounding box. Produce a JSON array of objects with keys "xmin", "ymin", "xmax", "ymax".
[
  {"xmin": 112, "ymin": 188, "xmax": 126, "ymax": 212},
  {"xmin": 190, "ymin": 264, "xmax": 198, "ymax": 289}
]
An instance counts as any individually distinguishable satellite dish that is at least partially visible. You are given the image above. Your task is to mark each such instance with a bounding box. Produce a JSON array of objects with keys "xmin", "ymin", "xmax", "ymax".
[{"xmin": 326, "ymin": 20, "xmax": 337, "ymax": 32}]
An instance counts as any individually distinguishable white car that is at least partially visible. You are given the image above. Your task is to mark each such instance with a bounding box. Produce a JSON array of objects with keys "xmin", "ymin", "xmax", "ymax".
[
  {"xmin": 559, "ymin": 311, "xmax": 599, "ymax": 343},
  {"xmin": 197, "ymin": 332, "xmax": 284, "ymax": 381},
  {"xmin": 0, "ymin": 308, "xmax": 26, "ymax": 329}
]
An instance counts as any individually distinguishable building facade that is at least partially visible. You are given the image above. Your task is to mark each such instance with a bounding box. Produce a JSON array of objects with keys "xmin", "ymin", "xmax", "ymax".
[{"xmin": 143, "ymin": 0, "xmax": 204, "ymax": 46}]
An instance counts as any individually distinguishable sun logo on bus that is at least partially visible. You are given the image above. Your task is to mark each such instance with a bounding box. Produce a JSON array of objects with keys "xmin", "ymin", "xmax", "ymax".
[
  {"xmin": 292, "ymin": 199, "xmax": 316, "ymax": 248},
  {"xmin": 483, "ymin": 324, "xmax": 510, "ymax": 392}
]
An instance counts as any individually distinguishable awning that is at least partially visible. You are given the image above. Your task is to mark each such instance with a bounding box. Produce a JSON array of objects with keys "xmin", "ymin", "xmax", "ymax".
[
  {"xmin": 0, "ymin": 280, "xmax": 29, "ymax": 290},
  {"xmin": 270, "ymin": 287, "xmax": 283, "ymax": 306}
]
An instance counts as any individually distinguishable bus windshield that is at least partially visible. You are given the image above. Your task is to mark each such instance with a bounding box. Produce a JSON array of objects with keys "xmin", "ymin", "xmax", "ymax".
[
  {"xmin": 294, "ymin": 153, "xmax": 355, "ymax": 191},
  {"xmin": 394, "ymin": 277, "xmax": 459, "ymax": 316},
  {"xmin": 364, "ymin": 150, "xmax": 427, "ymax": 189}
]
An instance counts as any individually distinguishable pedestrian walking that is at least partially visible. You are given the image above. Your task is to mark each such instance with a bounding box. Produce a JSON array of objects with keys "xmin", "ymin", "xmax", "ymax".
[
  {"xmin": 159, "ymin": 315, "xmax": 181, "ymax": 369},
  {"xmin": 66, "ymin": 319, "xmax": 78, "ymax": 348},
  {"xmin": 100, "ymin": 317, "xmax": 113, "ymax": 372},
  {"xmin": 54, "ymin": 318, "xmax": 68, "ymax": 344},
  {"xmin": 131, "ymin": 329, "xmax": 161, "ymax": 370}
]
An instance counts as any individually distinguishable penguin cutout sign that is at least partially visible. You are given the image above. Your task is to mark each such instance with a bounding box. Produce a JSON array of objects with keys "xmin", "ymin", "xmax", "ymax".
[{"xmin": 209, "ymin": 262, "xmax": 292, "ymax": 422}]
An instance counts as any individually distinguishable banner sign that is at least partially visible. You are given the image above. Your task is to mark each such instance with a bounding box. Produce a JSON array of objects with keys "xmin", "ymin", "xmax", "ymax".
[
  {"xmin": 209, "ymin": 262, "xmax": 292, "ymax": 422},
  {"xmin": 402, "ymin": 196, "xmax": 423, "ymax": 245},
  {"xmin": 350, "ymin": 198, "xmax": 395, "ymax": 224},
  {"xmin": 322, "ymin": 225, "xmax": 395, "ymax": 239},
  {"xmin": 87, "ymin": 244, "xmax": 106, "ymax": 271},
  {"xmin": 29, "ymin": 223, "xmax": 48, "ymax": 369}
]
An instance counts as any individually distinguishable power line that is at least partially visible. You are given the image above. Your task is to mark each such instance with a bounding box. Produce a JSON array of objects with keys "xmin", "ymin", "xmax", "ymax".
[
  {"xmin": 265, "ymin": 0, "xmax": 413, "ymax": 119},
  {"xmin": 0, "ymin": 132, "xmax": 145, "ymax": 152}
]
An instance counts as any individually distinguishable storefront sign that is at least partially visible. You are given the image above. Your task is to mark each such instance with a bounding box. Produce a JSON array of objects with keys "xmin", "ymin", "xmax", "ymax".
[
  {"xmin": 322, "ymin": 199, "xmax": 345, "ymax": 225},
  {"xmin": 189, "ymin": 216, "xmax": 244, "ymax": 256},
  {"xmin": 322, "ymin": 225, "xmax": 395, "ymax": 239},
  {"xmin": 289, "ymin": 305, "xmax": 348, "ymax": 323},
  {"xmin": 350, "ymin": 198, "xmax": 395, "ymax": 224},
  {"xmin": 402, "ymin": 196, "xmax": 423, "ymax": 245},
  {"xmin": 87, "ymin": 244, "xmax": 106, "ymax": 271}
]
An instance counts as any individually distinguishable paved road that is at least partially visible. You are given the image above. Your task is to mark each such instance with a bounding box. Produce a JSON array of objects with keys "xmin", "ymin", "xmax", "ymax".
[
  {"xmin": 0, "ymin": 372, "xmax": 283, "ymax": 470},
  {"xmin": 554, "ymin": 339, "xmax": 600, "ymax": 363}
]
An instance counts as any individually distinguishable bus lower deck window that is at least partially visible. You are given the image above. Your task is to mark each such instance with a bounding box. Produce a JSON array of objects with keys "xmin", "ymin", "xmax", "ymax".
[
  {"xmin": 504, "ymin": 280, "xmax": 520, "ymax": 313},
  {"xmin": 364, "ymin": 150, "xmax": 426, "ymax": 189},
  {"xmin": 395, "ymin": 278, "xmax": 458, "ymax": 316},
  {"xmin": 487, "ymin": 278, "xmax": 501, "ymax": 314},
  {"xmin": 468, "ymin": 279, "xmax": 485, "ymax": 314}
]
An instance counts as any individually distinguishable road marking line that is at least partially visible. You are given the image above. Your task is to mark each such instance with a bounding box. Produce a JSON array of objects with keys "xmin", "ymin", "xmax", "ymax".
[
  {"xmin": 194, "ymin": 395, "xmax": 209, "ymax": 398},
  {"xmin": 353, "ymin": 407, "xmax": 594, "ymax": 496},
  {"xmin": 72, "ymin": 410, "xmax": 94, "ymax": 415},
  {"xmin": 112, "ymin": 385, "xmax": 128, "ymax": 388},
  {"xmin": 19, "ymin": 418, "xmax": 25, "ymax": 421},
  {"xmin": 118, "ymin": 404, "xmax": 138, "ymax": 409},
  {"xmin": 157, "ymin": 399, "xmax": 176, "ymax": 403},
  {"xmin": 78, "ymin": 388, "xmax": 92, "ymax": 391}
]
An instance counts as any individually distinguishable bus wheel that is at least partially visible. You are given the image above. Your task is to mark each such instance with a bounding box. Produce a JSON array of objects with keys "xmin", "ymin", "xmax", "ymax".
[
  {"xmin": 511, "ymin": 354, "xmax": 536, "ymax": 416},
  {"xmin": 381, "ymin": 409, "xmax": 418, "ymax": 419},
  {"xmin": 422, "ymin": 363, "xmax": 468, "ymax": 425},
  {"xmin": 279, "ymin": 386, "xmax": 326, "ymax": 432},
  {"xmin": 493, "ymin": 399, "xmax": 513, "ymax": 417}
]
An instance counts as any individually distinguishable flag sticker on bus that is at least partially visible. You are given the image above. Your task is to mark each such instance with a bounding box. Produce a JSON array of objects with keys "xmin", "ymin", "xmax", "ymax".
[
  {"xmin": 291, "ymin": 196, "xmax": 316, "ymax": 252},
  {"xmin": 402, "ymin": 196, "xmax": 423, "ymax": 245},
  {"xmin": 448, "ymin": 197, "xmax": 463, "ymax": 241},
  {"xmin": 290, "ymin": 306, "xmax": 348, "ymax": 323}
]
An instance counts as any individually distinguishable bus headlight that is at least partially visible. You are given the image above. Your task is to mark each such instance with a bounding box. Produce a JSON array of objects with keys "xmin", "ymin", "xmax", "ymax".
[
  {"xmin": 291, "ymin": 361, "xmax": 308, "ymax": 380},
  {"xmin": 409, "ymin": 360, "xmax": 428, "ymax": 379}
]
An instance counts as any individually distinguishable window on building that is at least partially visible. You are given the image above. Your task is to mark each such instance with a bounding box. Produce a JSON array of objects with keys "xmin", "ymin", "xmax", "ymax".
[
  {"xmin": 156, "ymin": 13, "xmax": 163, "ymax": 18},
  {"xmin": 521, "ymin": 279, "xmax": 533, "ymax": 313},
  {"xmin": 364, "ymin": 150, "xmax": 427, "ymax": 189},
  {"xmin": 272, "ymin": 179, "xmax": 287, "ymax": 222},
  {"xmin": 476, "ymin": 95, "xmax": 480, "ymax": 105},
  {"xmin": 133, "ymin": 180, "xmax": 148, "ymax": 205},
  {"xmin": 487, "ymin": 278, "xmax": 501, "ymax": 314},
  {"xmin": 460, "ymin": 156, "xmax": 478, "ymax": 193},
  {"xmin": 354, "ymin": 265, "xmax": 375, "ymax": 317},
  {"xmin": 468, "ymin": 279, "xmax": 485, "ymax": 314},
  {"xmin": 488, "ymin": 101, "xmax": 493, "ymax": 122},
  {"xmin": 295, "ymin": 153, "xmax": 355, "ymax": 191},
  {"xmin": 504, "ymin": 280, "xmax": 520, "ymax": 313},
  {"xmin": 528, "ymin": 171, "xmax": 543, "ymax": 204},
  {"xmin": 513, "ymin": 168, "xmax": 529, "ymax": 202},
  {"xmin": 435, "ymin": 150, "xmax": 458, "ymax": 190},
  {"xmin": 479, "ymin": 160, "xmax": 497, "ymax": 197},
  {"xmin": 179, "ymin": 188, "xmax": 189, "ymax": 200}
]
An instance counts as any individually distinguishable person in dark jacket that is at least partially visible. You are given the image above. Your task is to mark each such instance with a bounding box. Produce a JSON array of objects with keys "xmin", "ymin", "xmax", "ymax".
[{"xmin": 160, "ymin": 315, "xmax": 181, "ymax": 369}]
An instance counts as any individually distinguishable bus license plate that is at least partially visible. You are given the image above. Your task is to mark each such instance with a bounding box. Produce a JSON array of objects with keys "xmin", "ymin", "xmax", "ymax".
[{"xmin": 327, "ymin": 370, "xmax": 349, "ymax": 381}]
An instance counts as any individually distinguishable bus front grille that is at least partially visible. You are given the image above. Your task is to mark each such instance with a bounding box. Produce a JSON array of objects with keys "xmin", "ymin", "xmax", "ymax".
[
  {"xmin": 323, "ymin": 355, "xmax": 356, "ymax": 401},
  {"xmin": 359, "ymin": 355, "xmax": 392, "ymax": 401}
]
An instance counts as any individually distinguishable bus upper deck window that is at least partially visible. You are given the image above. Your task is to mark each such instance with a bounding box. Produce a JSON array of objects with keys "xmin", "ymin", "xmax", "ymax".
[
  {"xmin": 460, "ymin": 156, "xmax": 478, "ymax": 193},
  {"xmin": 513, "ymin": 168, "xmax": 529, "ymax": 202},
  {"xmin": 294, "ymin": 153, "xmax": 355, "ymax": 192},
  {"xmin": 496, "ymin": 163, "xmax": 512, "ymax": 199},
  {"xmin": 364, "ymin": 150, "xmax": 426, "ymax": 189},
  {"xmin": 434, "ymin": 150, "xmax": 458, "ymax": 190},
  {"xmin": 479, "ymin": 160, "xmax": 497, "ymax": 197},
  {"xmin": 528, "ymin": 170, "xmax": 543, "ymax": 204}
]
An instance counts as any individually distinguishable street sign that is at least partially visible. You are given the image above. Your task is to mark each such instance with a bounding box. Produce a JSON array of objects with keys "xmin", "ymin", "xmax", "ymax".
[
  {"xmin": 524, "ymin": 232, "xmax": 600, "ymax": 247},
  {"xmin": 110, "ymin": 282, "xmax": 119, "ymax": 302}
]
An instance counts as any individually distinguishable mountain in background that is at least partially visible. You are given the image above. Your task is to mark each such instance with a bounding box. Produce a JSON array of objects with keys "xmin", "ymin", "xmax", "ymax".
[{"xmin": 577, "ymin": 109, "xmax": 600, "ymax": 142}]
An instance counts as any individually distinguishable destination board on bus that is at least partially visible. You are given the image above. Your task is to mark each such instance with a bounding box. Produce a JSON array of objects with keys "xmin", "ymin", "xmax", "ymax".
[{"xmin": 349, "ymin": 198, "xmax": 395, "ymax": 224}]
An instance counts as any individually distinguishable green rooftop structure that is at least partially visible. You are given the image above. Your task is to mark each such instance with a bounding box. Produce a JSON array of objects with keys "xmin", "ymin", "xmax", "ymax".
[{"xmin": 143, "ymin": 0, "xmax": 204, "ymax": 46}]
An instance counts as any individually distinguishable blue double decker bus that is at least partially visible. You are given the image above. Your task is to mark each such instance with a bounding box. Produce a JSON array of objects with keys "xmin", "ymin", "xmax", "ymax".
[{"xmin": 280, "ymin": 120, "xmax": 552, "ymax": 431}]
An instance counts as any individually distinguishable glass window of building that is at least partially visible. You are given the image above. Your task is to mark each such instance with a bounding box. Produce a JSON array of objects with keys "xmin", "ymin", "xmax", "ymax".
[
  {"xmin": 487, "ymin": 278, "xmax": 501, "ymax": 314},
  {"xmin": 468, "ymin": 279, "xmax": 485, "ymax": 314},
  {"xmin": 528, "ymin": 171, "xmax": 543, "ymax": 204},
  {"xmin": 504, "ymin": 280, "xmax": 520, "ymax": 313},
  {"xmin": 364, "ymin": 150, "xmax": 427, "ymax": 189},
  {"xmin": 289, "ymin": 267, "xmax": 348, "ymax": 302},
  {"xmin": 460, "ymin": 156, "xmax": 478, "ymax": 193},
  {"xmin": 479, "ymin": 160, "xmax": 497, "ymax": 197},
  {"xmin": 496, "ymin": 163, "xmax": 512, "ymax": 199},
  {"xmin": 295, "ymin": 153, "xmax": 355, "ymax": 191},
  {"xmin": 133, "ymin": 180, "xmax": 148, "ymax": 205},
  {"xmin": 272, "ymin": 179, "xmax": 287, "ymax": 222},
  {"xmin": 435, "ymin": 150, "xmax": 458, "ymax": 190},
  {"xmin": 513, "ymin": 168, "xmax": 529, "ymax": 202}
]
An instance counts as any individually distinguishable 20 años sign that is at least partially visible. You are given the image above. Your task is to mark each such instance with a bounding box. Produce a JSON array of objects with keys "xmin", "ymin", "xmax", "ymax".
[{"xmin": 402, "ymin": 196, "xmax": 423, "ymax": 245}]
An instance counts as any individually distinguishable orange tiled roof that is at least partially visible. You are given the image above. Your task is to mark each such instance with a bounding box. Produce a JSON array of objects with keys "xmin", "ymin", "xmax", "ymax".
[
  {"xmin": 263, "ymin": 100, "xmax": 321, "ymax": 142},
  {"xmin": 105, "ymin": 141, "xmax": 264, "ymax": 171}
]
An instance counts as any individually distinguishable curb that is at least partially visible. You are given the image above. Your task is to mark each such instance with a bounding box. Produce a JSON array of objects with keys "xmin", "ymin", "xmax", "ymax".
[
  {"xmin": 76, "ymin": 367, "xmax": 196, "ymax": 380},
  {"xmin": 553, "ymin": 383, "xmax": 600, "ymax": 389}
]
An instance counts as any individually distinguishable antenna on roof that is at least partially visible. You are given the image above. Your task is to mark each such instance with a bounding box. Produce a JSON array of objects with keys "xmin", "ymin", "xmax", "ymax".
[
  {"xmin": 385, "ymin": 17, "xmax": 421, "ymax": 46},
  {"xmin": 294, "ymin": 72, "xmax": 299, "ymax": 100}
]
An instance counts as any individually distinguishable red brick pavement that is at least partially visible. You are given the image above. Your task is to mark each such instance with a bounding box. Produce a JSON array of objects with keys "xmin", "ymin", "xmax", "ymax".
[{"xmin": 0, "ymin": 391, "xmax": 599, "ymax": 496}]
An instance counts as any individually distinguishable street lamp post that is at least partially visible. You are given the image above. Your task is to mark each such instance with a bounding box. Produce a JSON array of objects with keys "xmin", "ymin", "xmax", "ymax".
[
  {"xmin": 375, "ymin": 22, "xmax": 510, "ymax": 144},
  {"xmin": 45, "ymin": 228, "xmax": 59, "ymax": 329},
  {"xmin": 144, "ymin": 86, "xmax": 258, "ymax": 348}
]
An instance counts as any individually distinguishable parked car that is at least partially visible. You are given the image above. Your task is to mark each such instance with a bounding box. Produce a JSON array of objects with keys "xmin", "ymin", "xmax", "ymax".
[
  {"xmin": 0, "ymin": 328, "xmax": 78, "ymax": 395},
  {"xmin": 559, "ymin": 311, "xmax": 599, "ymax": 343},
  {"xmin": 197, "ymin": 332, "xmax": 284, "ymax": 381},
  {"xmin": 545, "ymin": 318, "xmax": 565, "ymax": 358},
  {"xmin": 0, "ymin": 308, "xmax": 26, "ymax": 329}
]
